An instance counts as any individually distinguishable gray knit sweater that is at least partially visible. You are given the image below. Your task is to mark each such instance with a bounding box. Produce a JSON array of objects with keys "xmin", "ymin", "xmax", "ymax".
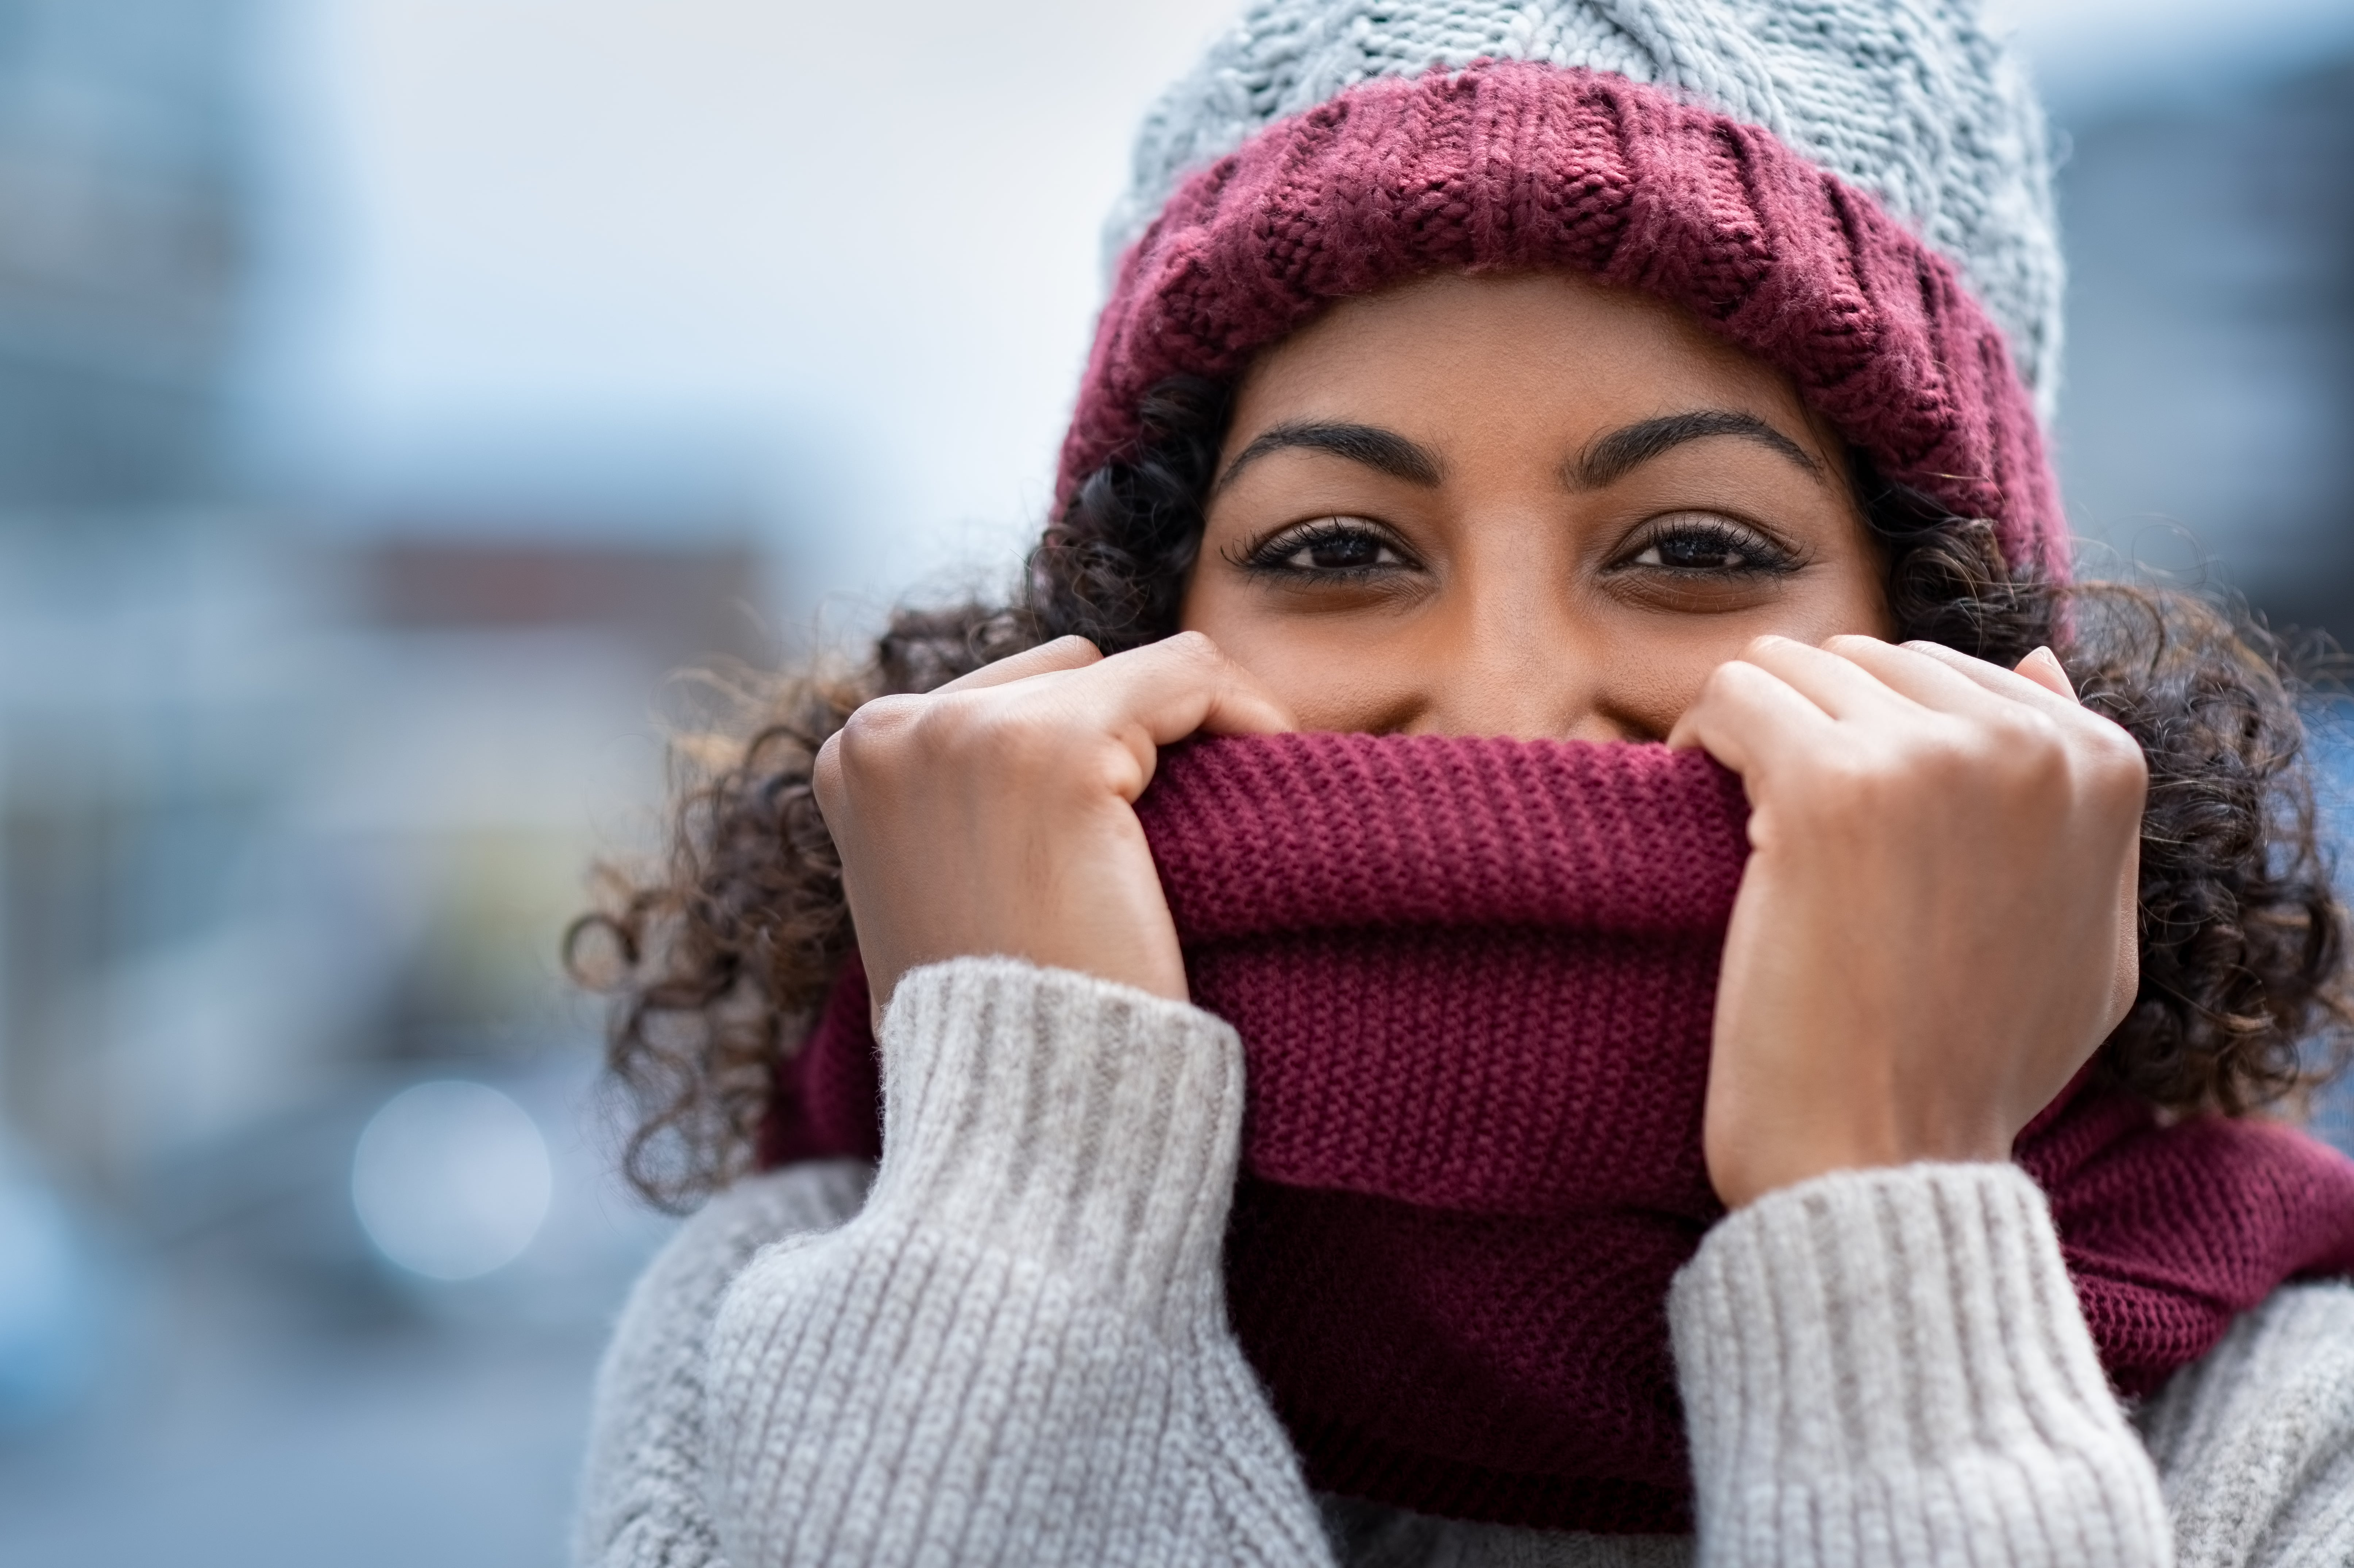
[{"xmin": 575, "ymin": 959, "xmax": 2354, "ymax": 1566}]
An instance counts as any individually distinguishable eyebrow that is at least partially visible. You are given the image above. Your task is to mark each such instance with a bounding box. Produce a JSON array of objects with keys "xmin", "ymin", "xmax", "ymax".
[
  {"xmin": 1568, "ymin": 410, "xmax": 1821, "ymax": 489},
  {"xmin": 1213, "ymin": 420, "xmax": 1444, "ymax": 494},
  {"xmin": 1212, "ymin": 408, "xmax": 1822, "ymax": 496}
]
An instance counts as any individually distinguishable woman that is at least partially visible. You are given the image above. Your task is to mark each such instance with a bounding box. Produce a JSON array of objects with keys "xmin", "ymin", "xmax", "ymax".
[{"xmin": 572, "ymin": 7, "xmax": 2354, "ymax": 1565}]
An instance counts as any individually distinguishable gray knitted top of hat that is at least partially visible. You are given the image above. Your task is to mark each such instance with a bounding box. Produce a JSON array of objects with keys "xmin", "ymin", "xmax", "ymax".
[{"xmin": 1108, "ymin": 0, "xmax": 2064, "ymax": 421}]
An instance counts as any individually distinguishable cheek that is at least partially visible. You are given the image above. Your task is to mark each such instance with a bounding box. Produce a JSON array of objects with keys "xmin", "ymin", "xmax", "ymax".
[
  {"xmin": 1179, "ymin": 581, "xmax": 1411, "ymax": 727},
  {"xmin": 1796, "ymin": 554, "xmax": 1899, "ymax": 644},
  {"xmin": 1593, "ymin": 633, "xmax": 1749, "ymax": 741},
  {"xmin": 1818, "ymin": 516, "xmax": 1898, "ymax": 640},
  {"xmin": 1173, "ymin": 548, "xmax": 1216, "ymax": 634},
  {"xmin": 1601, "ymin": 575, "xmax": 1893, "ymax": 739}
]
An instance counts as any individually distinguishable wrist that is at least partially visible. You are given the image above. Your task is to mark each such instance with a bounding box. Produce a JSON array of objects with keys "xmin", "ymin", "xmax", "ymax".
[
  {"xmin": 1707, "ymin": 1105, "xmax": 2011, "ymax": 1209},
  {"xmin": 1671, "ymin": 1161, "xmax": 2166, "ymax": 1555},
  {"xmin": 845, "ymin": 809, "xmax": 1192, "ymax": 1017},
  {"xmin": 862, "ymin": 956, "xmax": 1245, "ymax": 1332}
]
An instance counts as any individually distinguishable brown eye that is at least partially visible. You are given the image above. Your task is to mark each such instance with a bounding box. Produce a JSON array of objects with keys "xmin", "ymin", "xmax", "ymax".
[
  {"xmin": 1240, "ymin": 519, "xmax": 1414, "ymax": 578},
  {"xmin": 1632, "ymin": 534, "xmax": 1747, "ymax": 570},
  {"xmin": 1622, "ymin": 516, "xmax": 1795, "ymax": 576},
  {"xmin": 1289, "ymin": 531, "xmax": 1394, "ymax": 570}
]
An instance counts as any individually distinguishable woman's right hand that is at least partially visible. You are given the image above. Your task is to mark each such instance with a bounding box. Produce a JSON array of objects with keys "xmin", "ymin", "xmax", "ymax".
[{"xmin": 813, "ymin": 631, "xmax": 1294, "ymax": 1021}]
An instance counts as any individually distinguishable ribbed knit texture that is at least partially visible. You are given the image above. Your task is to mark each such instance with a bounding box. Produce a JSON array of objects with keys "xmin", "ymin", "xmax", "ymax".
[
  {"xmin": 575, "ymin": 1158, "xmax": 875, "ymax": 1568},
  {"xmin": 580, "ymin": 959, "xmax": 2354, "ymax": 1565},
  {"xmin": 1164, "ymin": 737, "xmax": 1742, "ymax": 1529},
  {"xmin": 1144, "ymin": 734, "xmax": 1745, "ymax": 1212},
  {"xmin": 2016, "ymin": 1090, "xmax": 2354, "ymax": 1394},
  {"xmin": 1670, "ymin": 1164, "xmax": 2169, "ymax": 1565},
  {"xmin": 760, "ymin": 732, "xmax": 2354, "ymax": 1534},
  {"xmin": 1107, "ymin": 0, "xmax": 2064, "ymax": 419},
  {"xmin": 1061, "ymin": 62, "xmax": 2065, "ymax": 576},
  {"xmin": 707, "ymin": 960, "xmax": 1330, "ymax": 1567}
]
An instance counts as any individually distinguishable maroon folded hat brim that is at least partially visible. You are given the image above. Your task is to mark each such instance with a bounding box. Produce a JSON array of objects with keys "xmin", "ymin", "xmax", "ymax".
[{"xmin": 1058, "ymin": 61, "xmax": 2065, "ymax": 578}]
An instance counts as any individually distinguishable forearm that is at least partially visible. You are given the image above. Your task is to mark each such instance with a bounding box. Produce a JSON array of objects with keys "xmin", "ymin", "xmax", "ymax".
[
  {"xmin": 1672, "ymin": 1162, "xmax": 2172, "ymax": 1567},
  {"xmin": 703, "ymin": 958, "xmax": 1331, "ymax": 1568}
]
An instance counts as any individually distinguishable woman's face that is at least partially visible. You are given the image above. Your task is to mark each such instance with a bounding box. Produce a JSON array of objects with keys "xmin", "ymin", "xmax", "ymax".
[{"xmin": 1178, "ymin": 271, "xmax": 1894, "ymax": 740}]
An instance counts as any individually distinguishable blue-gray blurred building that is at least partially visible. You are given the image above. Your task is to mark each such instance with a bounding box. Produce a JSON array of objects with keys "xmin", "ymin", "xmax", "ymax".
[
  {"xmin": 0, "ymin": 6, "xmax": 680, "ymax": 1562},
  {"xmin": 0, "ymin": 0, "xmax": 245, "ymax": 511},
  {"xmin": 2057, "ymin": 55, "xmax": 2354, "ymax": 639},
  {"xmin": 0, "ymin": 0, "xmax": 252, "ymax": 1192}
]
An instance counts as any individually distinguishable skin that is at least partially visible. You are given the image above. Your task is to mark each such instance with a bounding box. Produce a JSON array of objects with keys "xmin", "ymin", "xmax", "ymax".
[{"xmin": 815, "ymin": 271, "xmax": 2147, "ymax": 1208}]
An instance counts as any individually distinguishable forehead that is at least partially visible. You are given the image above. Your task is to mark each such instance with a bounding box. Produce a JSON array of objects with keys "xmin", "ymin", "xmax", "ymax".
[{"xmin": 1227, "ymin": 271, "xmax": 1824, "ymax": 451}]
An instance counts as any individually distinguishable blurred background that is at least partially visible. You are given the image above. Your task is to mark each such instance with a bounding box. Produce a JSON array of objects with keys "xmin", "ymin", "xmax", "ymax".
[{"xmin": 0, "ymin": 1, "xmax": 2347, "ymax": 1563}]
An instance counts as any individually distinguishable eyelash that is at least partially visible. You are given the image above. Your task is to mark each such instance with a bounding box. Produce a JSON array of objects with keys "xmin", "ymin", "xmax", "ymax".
[
  {"xmin": 1611, "ymin": 514, "xmax": 1802, "ymax": 578},
  {"xmin": 1233, "ymin": 518, "xmax": 1412, "ymax": 581},
  {"xmin": 1235, "ymin": 513, "xmax": 1801, "ymax": 583}
]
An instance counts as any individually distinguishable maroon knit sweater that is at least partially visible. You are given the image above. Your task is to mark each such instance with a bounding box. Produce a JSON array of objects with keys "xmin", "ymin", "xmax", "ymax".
[{"xmin": 759, "ymin": 733, "xmax": 2354, "ymax": 1534}]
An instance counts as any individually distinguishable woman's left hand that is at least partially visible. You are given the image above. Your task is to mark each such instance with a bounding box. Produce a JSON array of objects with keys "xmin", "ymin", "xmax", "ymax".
[{"xmin": 1669, "ymin": 635, "xmax": 2147, "ymax": 1210}]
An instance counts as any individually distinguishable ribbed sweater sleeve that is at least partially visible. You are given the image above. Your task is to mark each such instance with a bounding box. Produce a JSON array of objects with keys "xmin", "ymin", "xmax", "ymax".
[
  {"xmin": 575, "ymin": 1158, "xmax": 875, "ymax": 1568},
  {"xmin": 1668, "ymin": 1162, "xmax": 2173, "ymax": 1567},
  {"xmin": 700, "ymin": 957, "xmax": 1334, "ymax": 1568}
]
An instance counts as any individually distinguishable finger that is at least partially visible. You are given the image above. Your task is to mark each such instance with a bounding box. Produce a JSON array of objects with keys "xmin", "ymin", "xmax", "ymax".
[
  {"xmin": 1896, "ymin": 639, "xmax": 2088, "ymax": 722},
  {"xmin": 1003, "ymin": 632, "xmax": 1292, "ymax": 801},
  {"xmin": 2016, "ymin": 646, "xmax": 2078, "ymax": 701},
  {"xmin": 1196, "ymin": 647, "xmax": 1298, "ymax": 738},
  {"xmin": 1666, "ymin": 657, "xmax": 1837, "ymax": 781},
  {"xmin": 812, "ymin": 729, "xmax": 845, "ymax": 821},
  {"xmin": 1826, "ymin": 634, "xmax": 2053, "ymax": 722},
  {"xmin": 1736, "ymin": 634, "xmax": 1917, "ymax": 723},
  {"xmin": 1084, "ymin": 631, "xmax": 1294, "ymax": 747},
  {"xmin": 933, "ymin": 634, "xmax": 1103, "ymax": 695}
]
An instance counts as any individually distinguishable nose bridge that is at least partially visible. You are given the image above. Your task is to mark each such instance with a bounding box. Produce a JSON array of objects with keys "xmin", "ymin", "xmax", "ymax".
[{"xmin": 1409, "ymin": 558, "xmax": 1608, "ymax": 741}]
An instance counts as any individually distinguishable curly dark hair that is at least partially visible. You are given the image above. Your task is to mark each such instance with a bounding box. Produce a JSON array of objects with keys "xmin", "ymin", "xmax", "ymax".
[{"xmin": 567, "ymin": 375, "xmax": 2354, "ymax": 1210}]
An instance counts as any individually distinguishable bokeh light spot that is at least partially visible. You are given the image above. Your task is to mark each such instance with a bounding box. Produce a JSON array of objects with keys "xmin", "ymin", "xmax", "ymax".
[{"xmin": 352, "ymin": 1082, "xmax": 552, "ymax": 1281}]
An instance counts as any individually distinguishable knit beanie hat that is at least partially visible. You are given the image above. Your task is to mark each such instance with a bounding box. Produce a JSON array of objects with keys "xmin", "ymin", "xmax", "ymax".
[{"xmin": 1057, "ymin": 0, "xmax": 2069, "ymax": 578}]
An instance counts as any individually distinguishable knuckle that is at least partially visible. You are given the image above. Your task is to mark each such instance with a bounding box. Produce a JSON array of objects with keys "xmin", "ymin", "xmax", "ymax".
[
  {"xmin": 836, "ymin": 695, "xmax": 918, "ymax": 760},
  {"xmin": 1816, "ymin": 723, "xmax": 1987, "ymax": 810},
  {"xmin": 1880, "ymin": 721, "xmax": 1971, "ymax": 784},
  {"xmin": 1947, "ymin": 704, "xmax": 2063, "ymax": 780},
  {"xmin": 916, "ymin": 692, "xmax": 1012, "ymax": 755},
  {"xmin": 812, "ymin": 731, "xmax": 847, "ymax": 802},
  {"xmin": 2087, "ymin": 721, "xmax": 2151, "ymax": 790},
  {"xmin": 1156, "ymin": 628, "xmax": 1223, "ymax": 670},
  {"xmin": 926, "ymin": 691, "xmax": 1087, "ymax": 778},
  {"xmin": 1698, "ymin": 659, "xmax": 1753, "ymax": 704},
  {"xmin": 841, "ymin": 689, "xmax": 1048, "ymax": 776},
  {"xmin": 1988, "ymin": 701, "xmax": 2065, "ymax": 751}
]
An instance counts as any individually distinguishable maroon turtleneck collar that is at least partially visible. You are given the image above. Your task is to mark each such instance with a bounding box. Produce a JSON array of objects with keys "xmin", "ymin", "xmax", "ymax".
[{"xmin": 761, "ymin": 732, "xmax": 2354, "ymax": 1533}]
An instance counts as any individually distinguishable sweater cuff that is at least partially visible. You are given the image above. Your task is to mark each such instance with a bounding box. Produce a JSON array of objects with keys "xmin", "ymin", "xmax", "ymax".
[
  {"xmin": 860, "ymin": 956, "xmax": 1246, "ymax": 1336},
  {"xmin": 1671, "ymin": 1162, "xmax": 2167, "ymax": 1560}
]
